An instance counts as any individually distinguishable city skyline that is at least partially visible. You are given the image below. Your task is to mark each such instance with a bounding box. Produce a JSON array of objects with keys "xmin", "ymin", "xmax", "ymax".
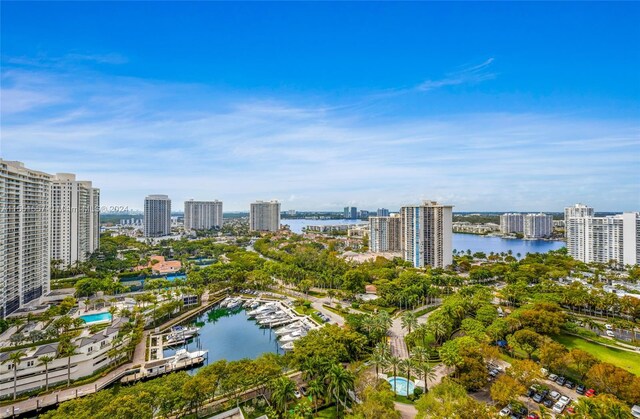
[{"xmin": 2, "ymin": 2, "xmax": 639, "ymax": 212}]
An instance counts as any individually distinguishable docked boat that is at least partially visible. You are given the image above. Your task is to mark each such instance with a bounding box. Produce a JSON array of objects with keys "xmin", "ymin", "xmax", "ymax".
[
  {"xmin": 279, "ymin": 329, "xmax": 306, "ymax": 342},
  {"xmin": 248, "ymin": 303, "xmax": 278, "ymax": 317},
  {"xmin": 166, "ymin": 325, "xmax": 200, "ymax": 345},
  {"xmin": 275, "ymin": 321, "xmax": 302, "ymax": 335},
  {"xmin": 172, "ymin": 348, "xmax": 208, "ymax": 365},
  {"xmin": 281, "ymin": 341, "xmax": 295, "ymax": 350},
  {"xmin": 226, "ymin": 298, "xmax": 243, "ymax": 309}
]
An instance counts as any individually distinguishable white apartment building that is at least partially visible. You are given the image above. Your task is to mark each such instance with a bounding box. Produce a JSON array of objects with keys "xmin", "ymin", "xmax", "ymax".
[
  {"xmin": 564, "ymin": 204, "xmax": 594, "ymax": 237},
  {"xmin": 144, "ymin": 195, "xmax": 171, "ymax": 237},
  {"xmin": 0, "ymin": 160, "xmax": 52, "ymax": 319},
  {"xmin": 400, "ymin": 201, "xmax": 453, "ymax": 269},
  {"xmin": 50, "ymin": 173, "xmax": 100, "ymax": 267},
  {"xmin": 523, "ymin": 213, "xmax": 553, "ymax": 238},
  {"xmin": 250, "ymin": 200, "xmax": 281, "ymax": 232},
  {"xmin": 500, "ymin": 213, "xmax": 524, "ymax": 234},
  {"xmin": 369, "ymin": 214, "xmax": 401, "ymax": 252},
  {"xmin": 0, "ymin": 318, "xmax": 129, "ymax": 398},
  {"xmin": 567, "ymin": 212, "xmax": 640, "ymax": 267},
  {"xmin": 184, "ymin": 199, "xmax": 223, "ymax": 230}
]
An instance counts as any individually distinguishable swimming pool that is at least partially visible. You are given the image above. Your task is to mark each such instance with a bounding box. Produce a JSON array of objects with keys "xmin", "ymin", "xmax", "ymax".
[
  {"xmin": 79, "ymin": 312, "xmax": 112, "ymax": 324},
  {"xmin": 388, "ymin": 376, "xmax": 416, "ymax": 396}
]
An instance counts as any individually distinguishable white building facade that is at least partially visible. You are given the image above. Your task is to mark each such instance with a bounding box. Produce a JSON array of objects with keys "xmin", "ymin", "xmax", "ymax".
[
  {"xmin": 523, "ymin": 213, "xmax": 553, "ymax": 238},
  {"xmin": 500, "ymin": 213, "xmax": 524, "ymax": 234},
  {"xmin": 184, "ymin": 199, "xmax": 223, "ymax": 230},
  {"xmin": 400, "ymin": 201, "xmax": 453, "ymax": 269},
  {"xmin": 144, "ymin": 195, "xmax": 171, "ymax": 237},
  {"xmin": 0, "ymin": 161, "xmax": 52, "ymax": 318},
  {"xmin": 369, "ymin": 214, "xmax": 401, "ymax": 253},
  {"xmin": 564, "ymin": 204, "xmax": 595, "ymax": 237},
  {"xmin": 50, "ymin": 173, "xmax": 100, "ymax": 267},
  {"xmin": 250, "ymin": 200, "xmax": 281, "ymax": 232},
  {"xmin": 567, "ymin": 212, "xmax": 639, "ymax": 267}
]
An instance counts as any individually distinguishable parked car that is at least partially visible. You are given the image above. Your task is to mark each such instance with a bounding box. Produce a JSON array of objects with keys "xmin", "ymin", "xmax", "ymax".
[
  {"xmin": 556, "ymin": 376, "xmax": 567, "ymax": 386},
  {"xmin": 516, "ymin": 406, "xmax": 528, "ymax": 417},
  {"xmin": 565, "ymin": 381, "xmax": 575, "ymax": 389},
  {"xmin": 532, "ymin": 393, "xmax": 545, "ymax": 403},
  {"xmin": 606, "ymin": 330, "xmax": 615, "ymax": 337},
  {"xmin": 543, "ymin": 399, "xmax": 554, "ymax": 408},
  {"xmin": 294, "ymin": 390, "xmax": 302, "ymax": 399},
  {"xmin": 549, "ymin": 391, "xmax": 561, "ymax": 400},
  {"xmin": 631, "ymin": 405, "xmax": 640, "ymax": 418},
  {"xmin": 559, "ymin": 396, "xmax": 571, "ymax": 405},
  {"xmin": 576, "ymin": 385, "xmax": 586, "ymax": 395},
  {"xmin": 585, "ymin": 388, "xmax": 596, "ymax": 397},
  {"xmin": 527, "ymin": 414, "xmax": 540, "ymax": 419},
  {"xmin": 552, "ymin": 401, "xmax": 566, "ymax": 414},
  {"xmin": 548, "ymin": 374, "xmax": 558, "ymax": 382},
  {"xmin": 605, "ymin": 324, "xmax": 613, "ymax": 330},
  {"xmin": 499, "ymin": 407, "xmax": 511, "ymax": 416},
  {"xmin": 489, "ymin": 369, "xmax": 500, "ymax": 377},
  {"xmin": 527, "ymin": 387, "xmax": 536, "ymax": 397},
  {"xmin": 540, "ymin": 368, "xmax": 549, "ymax": 377}
]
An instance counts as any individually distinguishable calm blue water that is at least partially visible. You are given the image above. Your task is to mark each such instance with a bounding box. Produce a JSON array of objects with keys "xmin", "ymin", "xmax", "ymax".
[
  {"xmin": 80, "ymin": 312, "xmax": 112, "ymax": 324},
  {"xmin": 163, "ymin": 307, "xmax": 280, "ymax": 366},
  {"xmin": 283, "ymin": 218, "xmax": 565, "ymax": 256},
  {"xmin": 453, "ymin": 233, "xmax": 565, "ymax": 256}
]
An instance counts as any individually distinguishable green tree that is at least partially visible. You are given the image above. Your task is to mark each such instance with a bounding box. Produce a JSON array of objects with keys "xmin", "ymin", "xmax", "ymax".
[
  {"xmin": 507, "ymin": 329, "xmax": 542, "ymax": 359},
  {"xmin": 57, "ymin": 335, "xmax": 78, "ymax": 387},
  {"xmin": 490, "ymin": 375, "xmax": 525, "ymax": 406},
  {"xmin": 38, "ymin": 355, "xmax": 56, "ymax": 391},
  {"xmin": 2, "ymin": 350, "xmax": 26, "ymax": 400},
  {"xmin": 401, "ymin": 311, "xmax": 418, "ymax": 335},
  {"xmin": 325, "ymin": 363, "xmax": 355, "ymax": 417},
  {"xmin": 269, "ymin": 376, "xmax": 297, "ymax": 416}
]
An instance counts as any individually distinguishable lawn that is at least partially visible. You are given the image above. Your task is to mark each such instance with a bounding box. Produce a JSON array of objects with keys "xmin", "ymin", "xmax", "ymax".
[
  {"xmin": 554, "ymin": 334, "xmax": 640, "ymax": 376},
  {"xmin": 316, "ymin": 406, "xmax": 339, "ymax": 418}
]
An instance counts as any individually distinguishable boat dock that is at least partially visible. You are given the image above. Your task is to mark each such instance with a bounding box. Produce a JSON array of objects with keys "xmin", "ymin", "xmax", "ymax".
[{"xmin": 121, "ymin": 350, "xmax": 207, "ymax": 384}]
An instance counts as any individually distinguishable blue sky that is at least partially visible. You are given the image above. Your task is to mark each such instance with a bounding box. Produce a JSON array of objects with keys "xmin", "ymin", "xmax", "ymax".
[{"xmin": 1, "ymin": 2, "xmax": 639, "ymax": 212}]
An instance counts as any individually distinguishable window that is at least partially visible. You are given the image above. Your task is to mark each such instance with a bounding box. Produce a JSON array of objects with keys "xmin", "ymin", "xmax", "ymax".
[{"xmin": 26, "ymin": 360, "xmax": 34, "ymax": 367}]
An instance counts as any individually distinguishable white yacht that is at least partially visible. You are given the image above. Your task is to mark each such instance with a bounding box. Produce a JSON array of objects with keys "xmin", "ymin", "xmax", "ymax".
[
  {"xmin": 275, "ymin": 321, "xmax": 302, "ymax": 335},
  {"xmin": 279, "ymin": 329, "xmax": 306, "ymax": 342},
  {"xmin": 281, "ymin": 341, "xmax": 295, "ymax": 350}
]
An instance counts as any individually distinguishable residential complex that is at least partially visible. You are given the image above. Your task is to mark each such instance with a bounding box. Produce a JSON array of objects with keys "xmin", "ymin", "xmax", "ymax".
[
  {"xmin": 523, "ymin": 213, "xmax": 553, "ymax": 238},
  {"xmin": 250, "ymin": 200, "xmax": 281, "ymax": 232},
  {"xmin": 400, "ymin": 201, "xmax": 453, "ymax": 268},
  {"xmin": 50, "ymin": 173, "xmax": 100, "ymax": 266},
  {"xmin": 369, "ymin": 214, "xmax": 402, "ymax": 252},
  {"xmin": 500, "ymin": 213, "xmax": 524, "ymax": 234},
  {"xmin": 144, "ymin": 195, "xmax": 172, "ymax": 237},
  {"xmin": 184, "ymin": 199, "xmax": 223, "ymax": 230},
  {"xmin": 0, "ymin": 160, "xmax": 52, "ymax": 318},
  {"xmin": 376, "ymin": 208, "xmax": 390, "ymax": 217},
  {"xmin": 343, "ymin": 206, "xmax": 358, "ymax": 219},
  {"xmin": 567, "ymin": 209, "xmax": 640, "ymax": 266}
]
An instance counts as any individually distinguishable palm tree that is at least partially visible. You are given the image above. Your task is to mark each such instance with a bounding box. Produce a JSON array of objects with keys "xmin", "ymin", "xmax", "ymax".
[
  {"xmin": 371, "ymin": 342, "xmax": 390, "ymax": 377},
  {"xmin": 325, "ymin": 363, "xmax": 355, "ymax": 417},
  {"xmin": 401, "ymin": 311, "xmax": 418, "ymax": 335},
  {"xmin": 387, "ymin": 356, "xmax": 402, "ymax": 394},
  {"xmin": 269, "ymin": 376, "xmax": 296, "ymax": 416},
  {"xmin": 414, "ymin": 361, "xmax": 436, "ymax": 393},
  {"xmin": 2, "ymin": 351, "xmax": 26, "ymax": 400},
  {"xmin": 57, "ymin": 335, "xmax": 78, "ymax": 387},
  {"xmin": 108, "ymin": 306, "xmax": 118, "ymax": 324},
  {"xmin": 38, "ymin": 355, "xmax": 55, "ymax": 391},
  {"xmin": 400, "ymin": 359, "xmax": 413, "ymax": 396},
  {"xmin": 307, "ymin": 378, "xmax": 324, "ymax": 414}
]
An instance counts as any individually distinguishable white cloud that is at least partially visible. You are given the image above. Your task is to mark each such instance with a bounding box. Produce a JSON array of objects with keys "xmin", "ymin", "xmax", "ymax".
[{"xmin": 1, "ymin": 64, "xmax": 638, "ymax": 213}]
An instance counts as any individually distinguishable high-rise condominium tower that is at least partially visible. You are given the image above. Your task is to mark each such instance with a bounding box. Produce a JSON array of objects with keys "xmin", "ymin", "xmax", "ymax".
[
  {"xmin": 184, "ymin": 200, "xmax": 223, "ymax": 230},
  {"xmin": 567, "ymin": 211, "xmax": 639, "ymax": 267},
  {"xmin": 344, "ymin": 206, "xmax": 358, "ymax": 219},
  {"xmin": 400, "ymin": 201, "xmax": 453, "ymax": 268},
  {"xmin": 0, "ymin": 160, "xmax": 52, "ymax": 318},
  {"xmin": 250, "ymin": 200, "xmax": 281, "ymax": 232},
  {"xmin": 523, "ymin": 213, "xmax": 553, "ymax": 238},
  {"xmin": 50, "ymin": 173, "xmax": 100, "ymax": 266},
  {"xmin": 377, "ymin": 208, "xmax": 390, "ymax": 217},
  {"xmin": 144, "ymin": 195, "xmax": 171, "ymax": 237},
  {"xmin": 564, "ymin": 204, "xmax": 595, "ymax": 237},
  {"xmin": 369, "ymin": 214, "xmax": 401, "ymax": 252},
  {"xmin": 500, "ymin": 213, "xmax": 524, "ymax": 234}
]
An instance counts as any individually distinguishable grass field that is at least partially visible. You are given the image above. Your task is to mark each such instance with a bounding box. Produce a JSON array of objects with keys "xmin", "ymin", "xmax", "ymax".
[{"xmin": 554, "ymin": 334, "xmax": 640, "ymax": 376}]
